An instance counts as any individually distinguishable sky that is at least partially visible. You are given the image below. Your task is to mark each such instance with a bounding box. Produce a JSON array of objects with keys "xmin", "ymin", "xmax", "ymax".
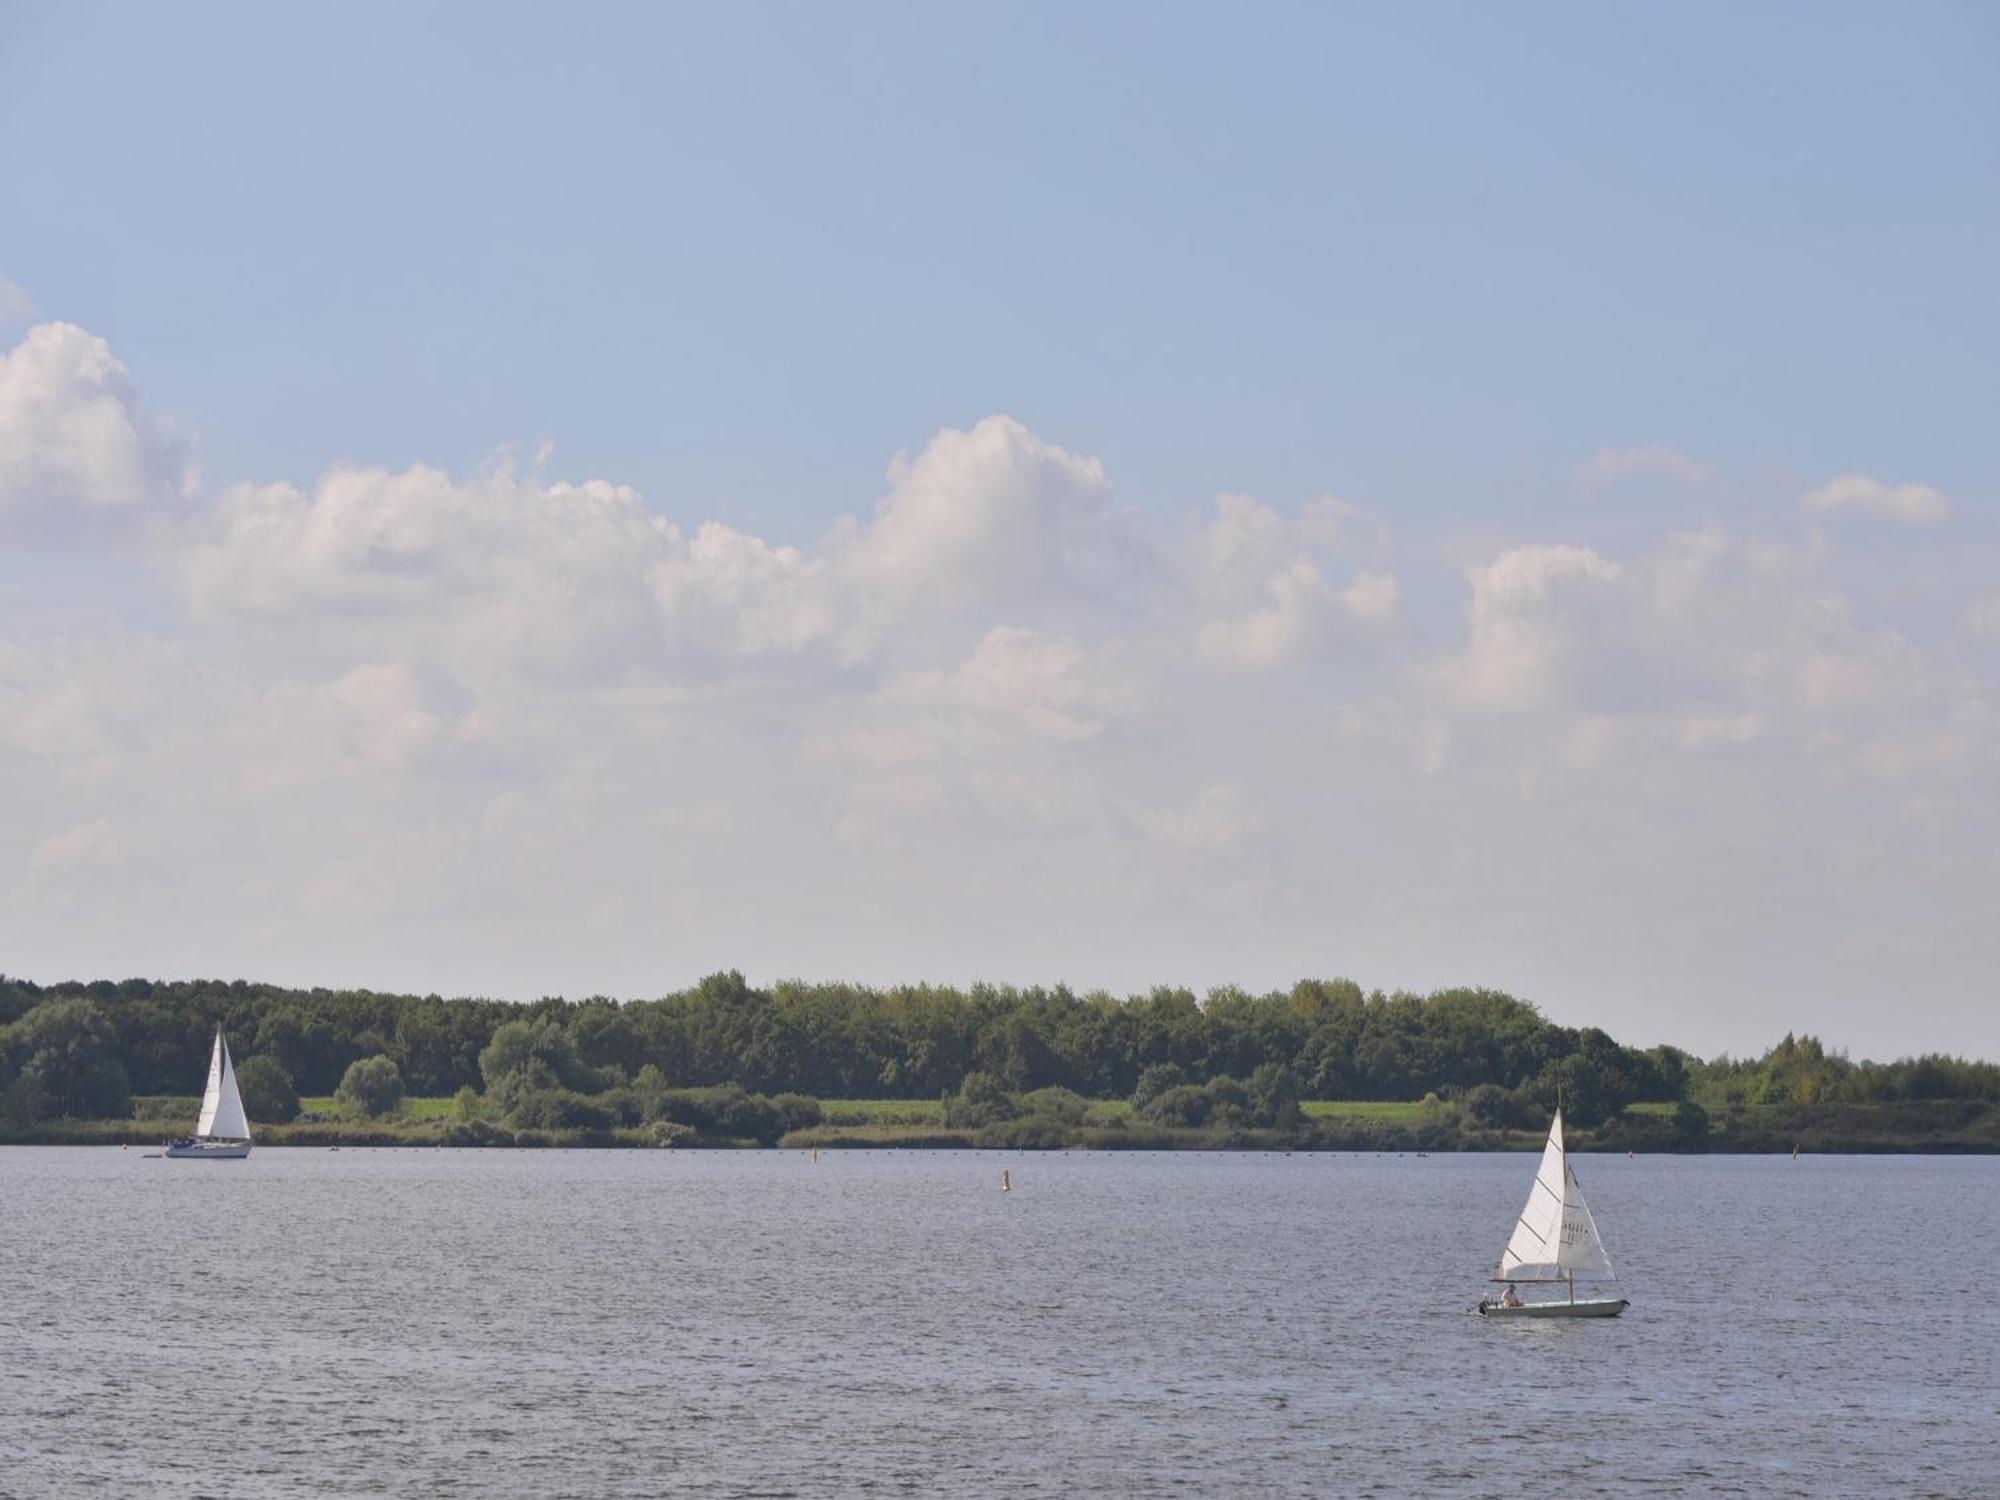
[{"xmin": 1, "ymin": 3, "xmax": 1996, "ymax": 1059}]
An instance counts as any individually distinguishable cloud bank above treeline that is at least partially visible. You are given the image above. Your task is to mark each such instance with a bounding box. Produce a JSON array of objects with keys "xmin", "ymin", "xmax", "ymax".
[{"xmin": 2, "ymin": 317, "xmax": 1994, "ymax": 1056}]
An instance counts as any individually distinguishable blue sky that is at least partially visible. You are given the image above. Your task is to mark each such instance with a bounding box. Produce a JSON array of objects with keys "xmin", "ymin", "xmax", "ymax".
[
  {"xmin": 7, "ymin": 3, "xmax": 1993, "ymax": 534},
  {"xmin": 2, "ymin": 4, "xmax": 1996, "ymax": 1056}
]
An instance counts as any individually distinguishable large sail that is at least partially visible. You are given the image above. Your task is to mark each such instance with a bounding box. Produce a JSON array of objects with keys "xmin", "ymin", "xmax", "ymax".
[
  {"xmin": 1495, "ymin": 1110, "xmax": 1569, "ymax": 1280},
  {"xmin": 195, "ymin": 1031, "xmax": 252, "ymax": 1141},
  {"xmin": 1494, "ymin": 1110, "xmax": 1615, "ymax": 1282}
]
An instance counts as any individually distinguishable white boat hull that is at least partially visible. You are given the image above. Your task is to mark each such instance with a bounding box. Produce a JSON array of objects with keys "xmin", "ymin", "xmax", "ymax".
[
  {"xmin": 164, "ymin": 1139, "xmax": 252, "ymax": 1160},
  {"xmin": 1479, "ymin": 1297, "xmax": 1628, "ymax": 1319}
]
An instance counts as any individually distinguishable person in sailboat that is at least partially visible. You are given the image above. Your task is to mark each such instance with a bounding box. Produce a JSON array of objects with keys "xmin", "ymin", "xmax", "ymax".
[{"xmin": 1500, "ymin": 1283, "xmax": 1523, "ymax": 1308}]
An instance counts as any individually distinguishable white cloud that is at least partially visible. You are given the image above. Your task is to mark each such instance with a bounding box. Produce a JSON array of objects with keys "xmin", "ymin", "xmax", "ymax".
[
  {"xmin": 647, "ymin": 522, "xmax": 836, "ymax": 658},
  {"xmin": 1578, "ymin": 444, "xmax": 1708, "ymax": 487},
  {"xmin": 1141, "ymin": 783, "xmax": 1261, "ymax": 851},
  {"xmin": 880, "ymin": 626, "xmax": 1113, "ymax": 742},
  {"xmin": 250, "ymin": 662, "xmax": 444, "ymax": 793},
  {"xmin": 1800, "ymin": 473, "xmax": 1950, "ymax": 524},
  {"xmin": 1963, "ymin": 594, "xmax": 2000, "ymax": 640},
  {"xmin": 0, "ymin": 276, "xmax": 32, "ymax": 323},
  {"xmin": 0, "ymin": 636, "xmax": 205, "ymax": 776},
  {"xmin": 179, "ymin": 413, "xmax": 1155, "ymax": 685},
  {"xmin": 0, "ymin": 322, "xmax": 194, "ymax": 538},
  {"xmin": 1193, "ymin": 493, "xmax": 1399, "ymax": 671},
  {"xmin": 831, "ymin": 415, "xmax": 1154, "ymax": 647},
  {"xmin": 32, "ymin": 817, "xmax": 125, "ymax": 872},
  {"xmin": 1450, "ymin": 543, "xmax": 1623, "ymax": 711}
]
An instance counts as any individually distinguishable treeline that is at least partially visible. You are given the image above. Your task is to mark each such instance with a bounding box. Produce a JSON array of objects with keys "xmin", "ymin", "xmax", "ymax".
[
  {"xmin": 0, "ymin": 972, "xmax": 1682, "ymax": 1122},
  {"xmin": 1687, "ymin": 1031, "xmax": 2000, "ymax": 1107},
  {"xmin": 2, "ymin": 971, "xmax": 1995, "ymax": 1130}
]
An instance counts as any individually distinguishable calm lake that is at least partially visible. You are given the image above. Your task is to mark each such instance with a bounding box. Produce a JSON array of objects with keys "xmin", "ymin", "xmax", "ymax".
[{"xmin": 2, "ymin": 1148, "xmax": 1994, "ymax": 1497}]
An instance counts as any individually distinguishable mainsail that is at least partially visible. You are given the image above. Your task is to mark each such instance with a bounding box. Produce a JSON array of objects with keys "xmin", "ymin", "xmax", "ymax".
[
  {"xmin": 1493, "ymin": 1110, "xmax": 1614, "ymax": 1283},
  {"xmin": 195, "ymin": 1030, "xmax": 251, "ymax": 1142}
]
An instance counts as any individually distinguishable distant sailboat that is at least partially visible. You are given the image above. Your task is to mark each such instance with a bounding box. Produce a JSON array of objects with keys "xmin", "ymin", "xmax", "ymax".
[
  {"xmin": 165, "ymin": 1028, "xmax": 253, "ymax": 1160},
  {"xmin": 1478, "ymin": 1109, "xmax": 1627, "ymax": 1318}
]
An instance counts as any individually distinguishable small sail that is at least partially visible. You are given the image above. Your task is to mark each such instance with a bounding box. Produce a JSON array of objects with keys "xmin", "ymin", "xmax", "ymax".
[
  {"xmin": 1556, "ymin": 1161, "xmax": 1615, "ymax": 1280},
  {"xmin": 195, "ymin": 1031, "xmax": 252, "ymax": 1142},
  {"xmin": 1494, "ymin": 1110, "xmax": 1616, "ymax": 1282}
]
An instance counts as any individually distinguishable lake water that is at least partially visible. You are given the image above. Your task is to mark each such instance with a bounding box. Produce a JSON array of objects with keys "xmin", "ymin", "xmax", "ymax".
[{"xmin": 2, "ymin": 1148, "xmax": 1995, "ymax": 1497}]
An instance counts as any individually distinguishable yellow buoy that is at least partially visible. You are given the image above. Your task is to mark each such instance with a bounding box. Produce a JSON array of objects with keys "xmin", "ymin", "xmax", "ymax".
[{"xmin": 1001, "ymin": 1168, "xmax": 1012, "ymax": 1193}]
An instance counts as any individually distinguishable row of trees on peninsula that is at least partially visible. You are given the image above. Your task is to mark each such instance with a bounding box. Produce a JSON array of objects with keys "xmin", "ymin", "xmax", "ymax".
[{"xmin": 2, "ymin": 971, "xmax": 1995, "ymax": 1132}]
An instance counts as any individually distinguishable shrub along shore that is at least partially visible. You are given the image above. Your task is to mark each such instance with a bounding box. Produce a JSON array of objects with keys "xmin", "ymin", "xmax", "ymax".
[{"xmin": 7, "ymin": 1092, "xmax": 1995, "ymax": 1154}]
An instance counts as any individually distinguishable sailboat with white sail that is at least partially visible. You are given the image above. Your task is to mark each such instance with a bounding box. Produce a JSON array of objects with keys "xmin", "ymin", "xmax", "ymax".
[
  {"xmin": 165, "ymin": 1028, "xmax": 253, "ymax": 1160},
  {"xmin": 1477, "ymin": 1107, "xmax": 1627, "ymax": 1318}
]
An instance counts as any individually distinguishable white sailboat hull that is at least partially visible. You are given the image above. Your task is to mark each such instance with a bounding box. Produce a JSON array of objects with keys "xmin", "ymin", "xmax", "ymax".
[
  {"xmin": 164, "ymin": 1138, "xmax": 252, "ymax": 1160},
  {"xmin": 1479, "ymin": 1296, "xmax": 1628, "ymax": 1319}
]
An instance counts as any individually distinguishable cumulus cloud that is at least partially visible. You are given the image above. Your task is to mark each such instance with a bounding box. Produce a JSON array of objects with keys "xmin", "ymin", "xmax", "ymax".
[
  {"xmin": 831, "ymin": 415, "xmax": 1155, "ymax": 643},
  {"xmin": 1192, "ymin": 493, "xmax": 1398, "ymax": 670},
  {"xmin": 1141, "ymin": 783, "xmax": 1261, "ymax": 851},
  {"xmin": 181, "ymin": 464, "xmax": 680, "ymax": 683},
  {"xmin": 177, "ymin": 414, "xmax": 1155, "ymax": 683},
  {"xmin": 0, "ymin": 276, "xmax": 32, "ymax": 323},
  {"xmin": 247, "ymin": 662, "xmax": 445, "ymax": 794},
  {"xmin": 1961, "ymin": 594, "xmax": 2000, "ymax": 640},
  {"xmin": 879, "ymin": 626, "xmax": 1116, "ymax": 742},
  {"xmin": 0, "ymin": 322, "xmax": 194, "ymax": 538},
  {"xmin": 1577, "ymin": 444, "xmax": 1708, "ymax": 487},
  {"xmin": 1800, "ymin": 473, "xmax": 1950, "ymax": 524},
  {"xmin": 1450, "ymin": 544, "xmax": 1624, "ymax": 711},
  {"xmin": 32, "ymin": 817, "xmax": 125, "ymax": 873}
]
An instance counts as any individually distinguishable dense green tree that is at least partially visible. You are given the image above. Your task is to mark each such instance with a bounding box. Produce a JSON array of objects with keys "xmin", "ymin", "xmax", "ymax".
[
  {"xmin": 1131, "ymin": 1062, "xmax": 1190, "ymax": 1110},
  {"xmin": 1462, "ymin": 1082, "xmax": 1512, "ymax": 1128},
  {"xmin": 1674, "ymin": 1100, "xmax": 1710, "ymax": 1139},
  {"xmin": 334, "ymin": 1056, "xmax": 405, "ymax": 1119},
  {"xmin": 943, "ymin": 1070, "xmax": 1017, "ymax": 1129},
  {"xmin": 1015, "ymin": 1086, "xmax": 1090, "ymax": 1127},
  {"xmin": 0, "ymin": 997, "xmax": 131, "ymax": 1119},
  {"xmin": 1141, "ymin": 1084, "xmax": 1212, "ymax": 1128},
  {"xmin": 1247, "ymin": 1063, "xmax": 1302, "ymax": 1130},
  {"xmin": 235, "ymin": 1055, "xmax": 300, "ymax": 1124}
]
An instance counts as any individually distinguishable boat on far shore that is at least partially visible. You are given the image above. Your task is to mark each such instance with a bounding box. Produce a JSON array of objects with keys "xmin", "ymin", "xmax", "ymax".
[
  {"xmin": 165, "ymin": 1028, "xmax": 253, "ymax": 1160},
  {"xmin": 1477, "ymin": 1106, "xmax": 1627, "ymax": 1318}
]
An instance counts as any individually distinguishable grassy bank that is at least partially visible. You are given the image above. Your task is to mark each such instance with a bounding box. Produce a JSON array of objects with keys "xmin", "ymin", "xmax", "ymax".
[{"xmin": 6, "ymin": 1096, "xmax": 1996, "ymax": 1152}]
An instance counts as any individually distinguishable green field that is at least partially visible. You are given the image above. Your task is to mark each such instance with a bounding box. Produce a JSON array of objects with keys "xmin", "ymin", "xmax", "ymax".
[
  {"xmin": 298, "ymin": 1095, "xmax": 457, "ymax": 1121},
  {"xmin": 818, "ymin": 1098, "xmax": 945, "ymax": 1123},
  {"xmin": 816, "ymin": 1096, "xmax": 1437, "ymax": 1123},
  {"xmin": 138, "ymin": 1092, "xmax": 1443, "ymax": 1127},
  {"xmin": 1300, "ymin": 1099, "xmax": 1431, "ymax": 1121}
]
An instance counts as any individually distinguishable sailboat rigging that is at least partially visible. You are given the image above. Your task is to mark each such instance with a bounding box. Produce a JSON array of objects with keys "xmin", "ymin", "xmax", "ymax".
[
  {"xmin": 165, "ymin": 1028, "xmax": 253, "ymax": 1160},
  {"xmin": 1477, "ymin": 1108, "xmax": 1627, "ymax": 1318}
]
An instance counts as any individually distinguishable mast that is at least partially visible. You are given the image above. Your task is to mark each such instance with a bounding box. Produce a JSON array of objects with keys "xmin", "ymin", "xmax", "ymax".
[{"xmin": 1559, "ymin": 1091, "xmax": 1570, "ymax": 1303}]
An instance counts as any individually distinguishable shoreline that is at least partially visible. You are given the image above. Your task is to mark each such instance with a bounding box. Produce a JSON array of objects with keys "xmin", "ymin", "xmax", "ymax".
[{"xmin": 5, "ymin": 1118, "xmax": 1995, "ymax": 1154}]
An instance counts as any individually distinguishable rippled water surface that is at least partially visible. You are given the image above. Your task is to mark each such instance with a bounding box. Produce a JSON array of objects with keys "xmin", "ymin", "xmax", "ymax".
[{"xmin": 3, "ymin": 1148, "xmax": 1995, "ymax": 1497}]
